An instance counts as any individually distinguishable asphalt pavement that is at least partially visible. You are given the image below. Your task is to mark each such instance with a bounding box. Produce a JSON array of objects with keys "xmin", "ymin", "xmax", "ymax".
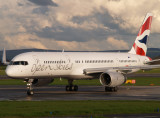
[{"xmin": 0, "ymin": 85, "xmax": 160, "ymax": 101}]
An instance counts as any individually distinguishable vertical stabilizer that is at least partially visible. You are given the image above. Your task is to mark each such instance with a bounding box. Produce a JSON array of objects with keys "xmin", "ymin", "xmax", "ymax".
[
  {"xmin": 2, "ymin": 48, "xmax": 6, "ymax": 64},
  {"xmin": 2, "ymin": 48, "xmax": 9, "ymax": 65},
  {"xmin": 129, "ymin": 13, "xmax": 153, "ymax": 56}
]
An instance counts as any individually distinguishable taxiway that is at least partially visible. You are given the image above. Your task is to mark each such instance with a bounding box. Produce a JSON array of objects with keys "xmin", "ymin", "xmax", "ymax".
[{"xmin": 0, "ymin": 85, "xmax": 160, "ymax": 101}]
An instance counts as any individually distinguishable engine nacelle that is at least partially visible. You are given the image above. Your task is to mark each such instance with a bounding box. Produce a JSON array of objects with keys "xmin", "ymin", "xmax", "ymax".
[
  {"xmin": 32, "ymin": 78, "xmax": 54, "ymax": 86},
  {"xmin": 99, "ymin": 72, "xmax": 126, "ymax": 87}
]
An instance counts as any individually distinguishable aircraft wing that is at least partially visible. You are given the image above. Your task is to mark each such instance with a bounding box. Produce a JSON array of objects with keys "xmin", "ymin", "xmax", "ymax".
[{"xmin": 83, "ymin": 64, "xmax": 160, "ymax": 75}]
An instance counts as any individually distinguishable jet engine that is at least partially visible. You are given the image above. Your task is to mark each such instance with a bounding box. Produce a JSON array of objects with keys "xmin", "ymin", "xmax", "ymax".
[
  {"xmin": 99, "ymin": 72, "xmax": 126, "ymax": 87},
  {"xmin": 32, "ymin": 78, "xmax": 54, "ymax": 86}
]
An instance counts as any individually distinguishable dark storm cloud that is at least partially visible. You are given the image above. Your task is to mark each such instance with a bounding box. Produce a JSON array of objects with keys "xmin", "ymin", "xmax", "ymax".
[
  {"xmin": 72, "ymin": 10, "xmax": 133, "ymax": 41},
  {"xmin": 17, "ymin": 2, "xmax": 24, "ymax": 6},
  {"xmin": 33, "ymin": 10, "xmax": 132, "ymax": 43},
  {"xmin": 36, "ymin": 26, "xmax": 108, "ymax": 42},
  {"xmin": 32, "ymin": 7, "xmax": 49, "ymax": 14},
  {"xmin": 72, "ymin": 10, "xmax": 128, "ymax": 35},
  {"xmin": 93, "ymin": 10, "xmax": 132, "ymax": 35},
  {"xmin": 28, "ymin": 0, "xmax": 58, "ymax": 6}
]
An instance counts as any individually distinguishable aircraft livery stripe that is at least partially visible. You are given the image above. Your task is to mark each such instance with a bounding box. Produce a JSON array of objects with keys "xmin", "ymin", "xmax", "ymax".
[
  {"xmin": 138, "ymin": 35, "xmax": 148, "ymax": 44},
  {"xmin": 133, "ymin": 43, "xmax": 145, "ymax": 56},
  {"xmin": 137, "ymin": 16, "xmax": 152, "ymax": 36}
]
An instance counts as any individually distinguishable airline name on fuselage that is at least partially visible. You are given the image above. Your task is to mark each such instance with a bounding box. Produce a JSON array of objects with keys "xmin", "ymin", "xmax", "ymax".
[{"xmin": 31, "ymin": 58, "xmax": 73, "ymax": 75}]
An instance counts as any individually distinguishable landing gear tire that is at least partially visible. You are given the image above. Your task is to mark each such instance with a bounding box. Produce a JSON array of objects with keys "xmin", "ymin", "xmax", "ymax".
[
  {"xmin": 74, "ymin": 85, "xmax": 78, "ymax": 91},
  {"xmin": 105, "ymin": 87, "xmax": 118, "ymax": 92},
  {"xmin": 66, "ymin": 85, "xmax": 78, "ymax": 91},
  {"xmin": 27, "ymin": 90, "xmax": 34, "ymax": 96},
  {"xmin": 66, "ymin": 85, "xmax": 69, "ymax": 91},
  {"xmin": 113, "ymin": 87, "xmax": 118, "ymax": 92}
]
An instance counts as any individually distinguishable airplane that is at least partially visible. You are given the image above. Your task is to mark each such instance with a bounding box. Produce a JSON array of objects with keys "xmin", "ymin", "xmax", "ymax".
[
  {"xmin": 5, "ymin": 13, "xmax": 160, "ymax": 95},
  {"xmin": 2, "ymin": 48, "xmax": 10, "ymax": 65}
]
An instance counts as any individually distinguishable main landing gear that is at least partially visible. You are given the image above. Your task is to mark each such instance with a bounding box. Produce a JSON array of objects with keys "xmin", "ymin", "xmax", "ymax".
[
  {"xmin": 66, "ymin": 79, "xmax": 78, "ymax": 91},
  {"xmin": 105, "ymin": 86, "xmax": 118, "ymax": 92},
  {"xmin": 26, "ymin": 79, "xmax": 34, "ymax": 96}
]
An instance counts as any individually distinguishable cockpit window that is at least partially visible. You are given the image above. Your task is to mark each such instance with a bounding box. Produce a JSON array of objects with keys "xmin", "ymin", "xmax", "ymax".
[{"xmin": 9, "ymin": 61, "xmax": 28, "ymax": 66}]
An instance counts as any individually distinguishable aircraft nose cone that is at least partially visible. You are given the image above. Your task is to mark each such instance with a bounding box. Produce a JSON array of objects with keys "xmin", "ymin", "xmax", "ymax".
[{"xmin": 5, "ymin": 66, "xmax": 13, "ymax": 77}]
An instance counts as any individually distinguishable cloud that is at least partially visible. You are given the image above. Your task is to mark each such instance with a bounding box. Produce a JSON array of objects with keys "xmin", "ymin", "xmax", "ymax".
[
  {"xmin": 1, "ymin": 0, "xmax": 160, "ymax": 51},
  {"xmin": 40, "ymin": 37, "xmax": 129, "ymax": 51},
  {"xmin": 102, "ymin": 0, "xmax": 160, "ymax": 33},
  {"xmin": 28, "ymin": 0, "xmax": 58, "ymax": 6},
  {"xmin": 4, "ymin": 33, "xmax": 47, "ymax": 49},
  {"xmin": 106, "ymin": 37, "xmax": 129, "ymax": 49},
  {"xmin": 36, "ymin": 26, "xmax": 109, "ymax": 42}
]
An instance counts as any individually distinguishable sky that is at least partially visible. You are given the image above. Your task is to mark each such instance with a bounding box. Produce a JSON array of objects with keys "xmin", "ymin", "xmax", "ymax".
[{"xmin": 1, "ymin": 0, "xmax": 160, "ymax": 51}]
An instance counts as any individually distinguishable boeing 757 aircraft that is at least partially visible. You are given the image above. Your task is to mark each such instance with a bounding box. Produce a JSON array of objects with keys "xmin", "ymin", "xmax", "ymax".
[{"xmin": 5, "ymin": 13, "xmax": 160, "ymax": 95}]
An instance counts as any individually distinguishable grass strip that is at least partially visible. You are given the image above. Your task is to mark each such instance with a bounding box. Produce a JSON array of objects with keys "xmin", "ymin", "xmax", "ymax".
[
  {"xmin": 0, "ymin": 79, "xmax": 26, "ymax": 85},
  {"xmin": 0, "ymin": 100, "xmax": 160, "ymax": 117},
  {"xmin": 124, "ymin": 77, "xmax": 160, "ymax": 86},
  {"xmin": 0, "ymin": 70, "xmax": 6, "ymax": 75}
]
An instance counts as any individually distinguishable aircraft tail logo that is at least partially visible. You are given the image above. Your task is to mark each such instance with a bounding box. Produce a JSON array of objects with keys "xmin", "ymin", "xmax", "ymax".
[{"xmin": 129, "ymin": 13, "xmax": 153, "ymax": 56}]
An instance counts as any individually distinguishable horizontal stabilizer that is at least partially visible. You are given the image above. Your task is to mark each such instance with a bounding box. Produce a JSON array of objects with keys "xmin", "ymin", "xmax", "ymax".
[{"xmin": 145, "ymin": 59, "xmax": 160, "ymax": 65}]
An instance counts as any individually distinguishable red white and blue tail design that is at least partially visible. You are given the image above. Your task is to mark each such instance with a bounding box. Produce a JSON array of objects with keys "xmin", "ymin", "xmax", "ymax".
[{"xmin": 129, "ymin": 13, "xmax": 153, "ymax": 56}]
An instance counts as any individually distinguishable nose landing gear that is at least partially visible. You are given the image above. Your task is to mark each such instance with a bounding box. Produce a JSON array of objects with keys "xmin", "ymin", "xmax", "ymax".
[
  {"xmin": 25, "ymin": 79, "xmax": 79, "ymax": 95},
  {"xmin": 25, "ymin": 79, "xmax": 34, "ymax": 95}
]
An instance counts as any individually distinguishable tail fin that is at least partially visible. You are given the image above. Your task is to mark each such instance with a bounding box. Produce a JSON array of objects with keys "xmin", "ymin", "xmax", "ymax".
[
  {"xmin": 2, "ymin": 48, "xmax": 6, "ymax": 64},
  {"xmin": 129, "ymin": 13, "xmax": 153, "ymax": 56},
  {"xmin": 2, "ymin": 48, "xmax": 9, "ymax": 65}
]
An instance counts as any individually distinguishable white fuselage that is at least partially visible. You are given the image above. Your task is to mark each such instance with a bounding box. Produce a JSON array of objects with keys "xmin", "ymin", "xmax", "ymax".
[{"xmin": 5, "ymin": 52, "xmax": 150, "ymax": 80}]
